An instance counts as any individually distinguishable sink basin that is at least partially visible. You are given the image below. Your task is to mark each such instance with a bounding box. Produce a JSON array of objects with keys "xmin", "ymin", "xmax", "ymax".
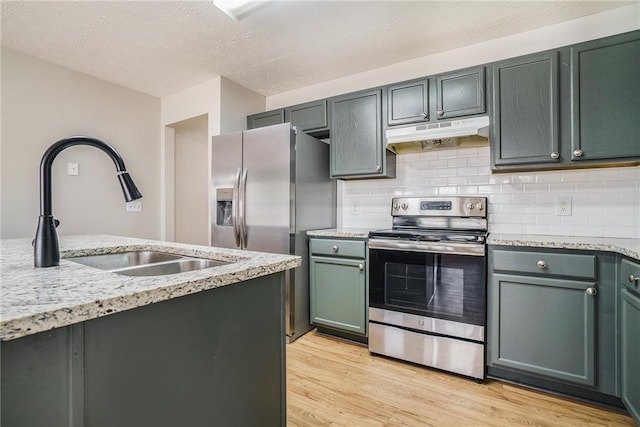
[
  {"xmin": 67, "ymin": 251, "xmax": 183, "ymax": 270},
  {"xmin": 66, "ymin": 251, "xmax": 230, "ymax": 276},
  {"xmin": 113, "ymin": 258, "xmax": 228, "ymax": 277}
]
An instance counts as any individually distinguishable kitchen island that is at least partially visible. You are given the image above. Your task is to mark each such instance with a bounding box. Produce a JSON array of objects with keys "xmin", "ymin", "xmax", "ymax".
[{"xmin": 1, "ymin": 235, "xmax": 300, "ymax": 427}]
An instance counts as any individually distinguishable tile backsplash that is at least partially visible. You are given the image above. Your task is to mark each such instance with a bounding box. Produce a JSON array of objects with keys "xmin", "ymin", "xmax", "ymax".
[{"xmin": 339, "ymin": 146, "xmax": 640, "ymax": 239}]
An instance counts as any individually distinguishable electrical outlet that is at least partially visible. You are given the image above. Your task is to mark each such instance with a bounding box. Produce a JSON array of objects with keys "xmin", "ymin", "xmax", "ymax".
[
  {"xmin": 67, "ymin": 162, "xmax": 79, "ymax": 176},
  {"xmin": 126, "ymin": 200, "xmax": 142, "ymax": 212},
  {"xmin": 351, "ymin": 201, "xmax": 360, "ymax": 215},
  {"xmin": 555, "ymin": 196, "xmax": 572, "ymax": 216}
]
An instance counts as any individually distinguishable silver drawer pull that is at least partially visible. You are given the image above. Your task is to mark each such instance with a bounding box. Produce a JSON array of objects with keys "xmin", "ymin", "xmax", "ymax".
[
  {"xmin": 629, "ymin": 274, "xmax": 640, "ymax": 284},
  {"xmin": 332, "ymin": 245, "xmax": 338, "ymax": 252},
  {"xmin": 586, "ymin": 287, "xmax": 597, "ymax": 296},
  {"xmin": 358, "ymin": 263, "xmax": 364, "ymax": 271},
  {"xmin": 536, "ymin": 260, "xmax": 547, "ymax": 269}
]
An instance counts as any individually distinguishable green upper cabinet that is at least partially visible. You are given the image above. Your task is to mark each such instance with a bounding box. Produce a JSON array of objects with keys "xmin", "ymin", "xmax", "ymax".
[
  {"xmin": 569, "ymin": 31, "xmax": 640, "ymax": 162},
  {"xmin": 329, "ymin": 88, "xmax": 395, "ymax": 179},
  {"xmin": 246, "ymin": 109, "xmax": 285, "ymax": 130},
  {"xmin": 491, "ymin": 51, "xmax": 560, "ymax": 168},
  {"xmin": 435, "ymin": 66, "xmax": 486, "ymax": 120},
  {"xmin": 386, "ymin": 79, "xmax": 430, "ymax": 126},
  {"xmin": 285, "ymin": 99, "xmax": 329, "ymax": 136}
]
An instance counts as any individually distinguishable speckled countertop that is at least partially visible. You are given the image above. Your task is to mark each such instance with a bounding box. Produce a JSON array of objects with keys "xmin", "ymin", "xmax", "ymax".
[
  {"xmin": 306, "ymin": 230, "xmax": 640, "ymax": 261},
  {"xmin": 307, "ymin": 228, "xmax": 372, "ymax": 239},
  {"xmin": 488, "ymin": 233, "xmax": 640, "ymax": 261},
  {"xmin": 0, "ymin": 235, "xmax": 300, "ymax": 341}
]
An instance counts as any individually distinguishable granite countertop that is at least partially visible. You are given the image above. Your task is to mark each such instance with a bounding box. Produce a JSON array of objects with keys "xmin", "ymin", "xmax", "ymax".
[
  {"xmin": 0, "ymin": 235, "xmax": 300, "ymax": 341},
  {"xmin": 488, "ymin": 233, "xmax": 640, "ymax": 261},
  {"xmin": 307, "ymin": 228, "xmax": 373, "ymax": 239}
]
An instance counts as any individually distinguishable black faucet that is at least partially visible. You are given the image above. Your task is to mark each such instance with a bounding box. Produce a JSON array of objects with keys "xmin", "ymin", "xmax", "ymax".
[{"xmin": 34, "ymin": 136, "xmax": 142, "ymax": 268}]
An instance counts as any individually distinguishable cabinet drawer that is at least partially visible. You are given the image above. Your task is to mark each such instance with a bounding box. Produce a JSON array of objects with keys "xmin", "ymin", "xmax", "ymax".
[
  {"xmin": 492, "ymin": 249, "xmax": 596, "ymax": 280},
  {"xmin": 310, "ymin": 239, "xmax": 366, "ymax": 258},
  {"xmin": 621, "ymin": 258, "xmax": 640, "ymax": 292}
]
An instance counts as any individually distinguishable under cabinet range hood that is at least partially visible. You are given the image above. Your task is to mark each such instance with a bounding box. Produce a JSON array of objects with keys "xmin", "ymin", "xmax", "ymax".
[{"xmin": 385, "ymin": 116, "xmax": 490, "ymax": 154}]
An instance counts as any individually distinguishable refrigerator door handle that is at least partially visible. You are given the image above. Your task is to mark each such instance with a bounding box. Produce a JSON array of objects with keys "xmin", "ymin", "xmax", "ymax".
[
  {"xmin": 239, "ymin": 168, "xmax": 248, "ymax": 247},
  {"xmin": 232, "ymin": 168, "xmax": 241, "ymax": 248}
]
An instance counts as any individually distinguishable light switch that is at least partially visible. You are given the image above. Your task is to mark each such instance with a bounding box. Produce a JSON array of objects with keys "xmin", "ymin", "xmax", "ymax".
[{"xmin": 67, "ymin": 162, "xmax": 79, "ymax": 176}]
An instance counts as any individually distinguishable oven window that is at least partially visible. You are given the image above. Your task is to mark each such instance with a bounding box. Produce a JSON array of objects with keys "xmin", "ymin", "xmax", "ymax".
[{"xmin": 370, "ymin": 249, "xmax": 486, "ymax": 326}]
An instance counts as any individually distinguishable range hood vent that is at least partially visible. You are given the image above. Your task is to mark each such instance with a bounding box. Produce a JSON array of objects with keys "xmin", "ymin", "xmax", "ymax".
[{"xmin": 386, "ymin": 116, "xmax": 490, "ymax": 154}]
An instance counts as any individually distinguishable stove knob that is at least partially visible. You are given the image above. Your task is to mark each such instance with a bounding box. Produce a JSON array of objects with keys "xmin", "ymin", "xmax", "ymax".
[
  {"xmin": 393, "ymin": 203, "xmax": 400, "ymax": 211},
  {"xmin": 401, "ymin": 203, "xmax": 408, "ymax": 211},
  {"xmin": 475, "ymin": 202, "xmax": 484, "ymax": 211},
  {"xmin": 465, "ymin": 202, "xmax": 474, "ymax": 210}
]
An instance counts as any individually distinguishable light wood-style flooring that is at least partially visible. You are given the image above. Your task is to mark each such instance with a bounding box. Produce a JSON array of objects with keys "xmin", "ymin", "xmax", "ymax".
[{"xmin": 287, "ymin": 332, "xmax": 634, "ymax": 426}]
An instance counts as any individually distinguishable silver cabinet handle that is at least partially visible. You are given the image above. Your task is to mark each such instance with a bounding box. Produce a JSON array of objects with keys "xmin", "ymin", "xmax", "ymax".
[
  {"xmin": 358, "ymin": 263, "xmax": 364, "ymax": 271},
  {"xmin": 573, "ymin": 149, "xmax": 584, "ymax": 157},
  {"xmin": 550, "ymin": 152, "xmax": 559, "ymax": 159},
  {"xmin": 376, "ymin": 165, "xmax": 381, "ymax": 172},
  {"xmin": 332, "ymin": 245, "xmax": 338, "ymax": 252},
  {"xmin": 586, "ymin": 287, "xmax": 597, "ymax": 296},
  {"xmin": 629, "ymin": 274, "xmax": 640, "ymax": 284},
  {"xmin": 437, "ymin": 109, "xmax": 444, "ymax": 117},
  {"xmin": 537, "ymin": 260, "xmax": 547, "ymax": 269},
  {"xmin": 421, "ymin": 112, "xmax": 429, "ymax": 119}
]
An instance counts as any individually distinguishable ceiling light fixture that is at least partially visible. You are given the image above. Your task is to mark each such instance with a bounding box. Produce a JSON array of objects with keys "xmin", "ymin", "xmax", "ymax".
[{"xmin": 213, "ymin": 0, "xmax": 268, "ymax": 21}]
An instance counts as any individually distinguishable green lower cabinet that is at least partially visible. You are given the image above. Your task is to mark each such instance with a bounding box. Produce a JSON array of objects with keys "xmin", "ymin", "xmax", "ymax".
[
  {"xmin": 621, "ymin": 289, "xmax": 640, "ymax": 424},
  {"xmin": 310, "ymin": 255, "xmax": 366, "ymax": 335},
  {"xmin": 309, "ymin": 236, "xmax": 367, "ymax": 337},
  {"xmin": 489, "ymin": 273, "xmax": 596, "ymax": 386},
  {"xmin": 1, "ymin": 274, "xmax": 286, "ymax": 427},
  {"xmin": 488, "ymin": 246, "xmax": 620, "ymax": 404}
]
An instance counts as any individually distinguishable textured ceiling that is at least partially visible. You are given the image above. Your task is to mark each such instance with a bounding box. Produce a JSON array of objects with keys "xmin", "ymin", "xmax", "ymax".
[{"xmin": 0, "ymin": 1, "xmax": 632, "ymax": 98}]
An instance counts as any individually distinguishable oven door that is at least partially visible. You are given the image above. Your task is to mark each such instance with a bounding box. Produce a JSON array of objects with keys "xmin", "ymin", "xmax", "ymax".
[{"xmin": 369, "ymin": 244, "xmax": 486, "ymax": 327}]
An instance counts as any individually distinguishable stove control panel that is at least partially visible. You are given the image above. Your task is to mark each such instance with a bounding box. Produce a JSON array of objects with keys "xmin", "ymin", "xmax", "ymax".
[{"xmin": 391, "ymin": 196, "xmax": 487, "ymax": 218}]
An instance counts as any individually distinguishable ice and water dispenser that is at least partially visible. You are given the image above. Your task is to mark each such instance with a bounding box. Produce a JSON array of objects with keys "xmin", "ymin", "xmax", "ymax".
[{"xmin": 215, "ymin": 188, "xmax": 233, "ymax": 226}]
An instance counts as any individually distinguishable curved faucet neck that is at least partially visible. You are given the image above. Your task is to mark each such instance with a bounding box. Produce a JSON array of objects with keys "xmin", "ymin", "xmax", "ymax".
[{"xmin": 39, "ymin": 136, "xmax": 127, "ymax": 216}]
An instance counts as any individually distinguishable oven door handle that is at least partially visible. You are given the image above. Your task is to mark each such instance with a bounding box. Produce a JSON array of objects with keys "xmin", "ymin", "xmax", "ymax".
[{"xmin": 368, "ymin": 239, "xmax": 485, "ymax": 256}]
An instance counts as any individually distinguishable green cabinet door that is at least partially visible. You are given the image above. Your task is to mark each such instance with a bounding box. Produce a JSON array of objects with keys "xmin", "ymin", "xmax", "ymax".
[
  {"xmin": 247, "ymin": 109, "xmax": 285, "ymax": 129},
  {"xmin": 386, "ymin": 79, "xmax": 430, "ymax": 126},
  {"xmin": 329, "ymin": 89, "xmax": 395, "ymax": 179},
  {"xmin": 310, "ymin": 255, "xmax": 366, "ymax": 335},
  {"xmin": 488, "ymin": 273, "xmax": 596, "ymax": 386},
  {"xmin": 570, "ymin": 31, "xmax": 640, "ymax": 162},
  {"xmin": 435, "ymin": 66, "xmax": 486, "ymax": 120},
  {"xmin": 285, "ymin": 99, "xmax": 328, "ymax": 133},
  {"xmin": 621, "ymin": 289, "xmax": 640, "ymax": 424},
  {"xmin": 491, "ymin": 51, "xmax": 560, "ymax": 168}
]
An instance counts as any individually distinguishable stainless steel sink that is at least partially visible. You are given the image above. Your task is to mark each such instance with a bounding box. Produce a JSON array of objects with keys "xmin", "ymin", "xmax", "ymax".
[
  {"xmin": 66, "ymin": 251, "xmax": 230, "ymax": 276},
  {"xmin": 67, "ymin": 251, "xmax": 183, "ymax": 270},
  {"xmin": 113, "ymin": 258, "xmax": 228, "ymax": 276}
]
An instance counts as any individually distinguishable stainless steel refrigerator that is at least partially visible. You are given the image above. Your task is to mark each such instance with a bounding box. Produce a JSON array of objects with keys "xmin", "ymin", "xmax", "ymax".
[{"xmin": 210, "ymin": 123, "xmax": 336, "ymax": 342}]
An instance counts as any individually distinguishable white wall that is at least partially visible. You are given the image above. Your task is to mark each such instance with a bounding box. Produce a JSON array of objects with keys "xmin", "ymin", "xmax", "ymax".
[
  {"xmin": 1, "ymin": 48, "xmax": 161, "ymax": 239},
  {"xmin": 173, "ymin": 115, "xmax": 209, "ymax": 246},
  {"xmin": 264, "ymin": 4, "xmax": 640, "ymax": 239},
  {"xmin": 267, "ymin": 4, "xmax": 640, "ymax": 109}
]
